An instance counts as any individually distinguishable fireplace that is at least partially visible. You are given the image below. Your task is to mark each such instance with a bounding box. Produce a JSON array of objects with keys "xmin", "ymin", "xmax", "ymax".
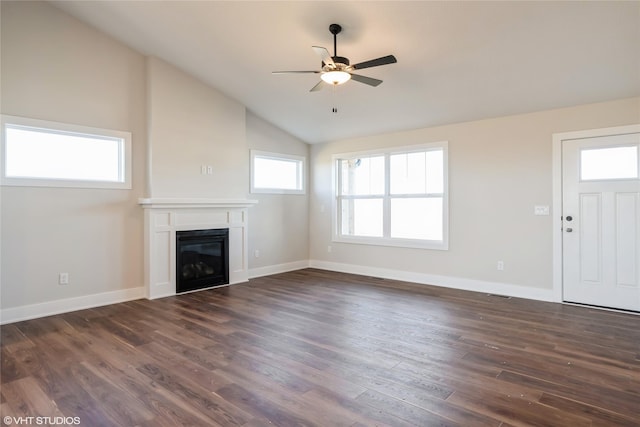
[
  {"xmin": 176, "ymin": 228, "xmax": 229, "ymax": 294},
  {"xmin": 140, "ymin": 198, "xmax": 257, "ymax": 299}
]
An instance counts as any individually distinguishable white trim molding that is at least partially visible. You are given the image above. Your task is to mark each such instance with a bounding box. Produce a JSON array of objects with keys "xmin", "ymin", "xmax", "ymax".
[
  {"xmin": 248, "ymin": 260, "xmax": 310, "ymax": 279},
  {"xmin": 309, "ymin": 260, "xmax": 557, "ymax": 302},
  {"xmin": 0, "ymin": 286, "xmax": 144, "ymax": 325},
  {"xmin": 139, "ymin": 198, "xmax": 258, "ymax": 209}
]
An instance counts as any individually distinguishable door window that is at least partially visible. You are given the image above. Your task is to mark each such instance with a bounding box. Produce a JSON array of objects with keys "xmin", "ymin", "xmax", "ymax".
[{"xmin": 580, "ymin": 145, "xmax": 638, "ymax": 180}]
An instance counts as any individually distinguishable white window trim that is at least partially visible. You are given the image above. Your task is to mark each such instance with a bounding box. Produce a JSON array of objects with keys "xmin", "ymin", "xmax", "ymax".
[
  {"xmin": 1, "ymin": 115, "xmax": 132, "ymax": 189},
  {"xmin": 332, "ymin": 141, "xmax": 449, "ymax": 250},
  {"xmin": 250, "ymin": 149, "xmax": 306, "ymax": 195}
]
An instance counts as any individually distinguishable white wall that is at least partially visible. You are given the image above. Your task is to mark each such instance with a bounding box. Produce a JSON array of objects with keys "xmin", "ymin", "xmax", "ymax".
[
  {"xmin": 310, "ymin": 97, "xmax": 640, "ymax": 298},
  {"xmin": 0, "ymin": 1, "xmax": 310, "ymax": 322},
  {"xmin": 146, "ymin": 57, "xmax": 248, "ymax": 199},
  {"xmin": 246, "ymin": 112, "xmax": 310, "ymax": 275},
  {"xmin": 0, "ymin": 1, "xmax": 147, "ymax": 316}
]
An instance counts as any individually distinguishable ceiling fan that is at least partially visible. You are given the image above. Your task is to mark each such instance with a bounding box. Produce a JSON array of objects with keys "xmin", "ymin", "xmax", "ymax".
[{"xmin": 273, "ymin": 24, "xmax": 397, "ymax": 92}]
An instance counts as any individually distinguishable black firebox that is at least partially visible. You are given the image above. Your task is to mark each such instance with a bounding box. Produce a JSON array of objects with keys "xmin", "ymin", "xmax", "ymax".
[{"xmin": 176, "ymin": 228, "xmax": 229, "ymax": 294}]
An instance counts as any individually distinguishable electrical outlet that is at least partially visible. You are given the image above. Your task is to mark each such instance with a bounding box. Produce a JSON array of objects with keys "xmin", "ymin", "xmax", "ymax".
[
  {"xmin": 254, "ymin": 250, "xmax": 260, "ymax": 258},
  {"xmin": 201, "ymin": 165, "xmax": 207, "ymax": 175},
  {"xmin": 327, "ymin": 245, "xmax": 332, "ymax": 253},
  {"xmin": 59, "ymin": 272, "xmax": 69, "ymax": 285},
  {"xmin": 497, "ymin": 261, "xmax": 504, "ymax": 271},
  {"xmin": 207, "ymin": 165, "xmax": 213, "ymax": 174}
]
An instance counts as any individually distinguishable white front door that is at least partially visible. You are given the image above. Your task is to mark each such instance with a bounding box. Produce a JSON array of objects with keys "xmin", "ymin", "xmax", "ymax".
[{"xmin": 562, "ymin": 131, "xmax": 640, "ymax": 311}]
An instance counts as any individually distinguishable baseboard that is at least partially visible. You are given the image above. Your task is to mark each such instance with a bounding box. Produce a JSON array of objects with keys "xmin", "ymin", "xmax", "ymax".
[
  {"xmin": 308, "ymin": 260, "xmax": 558, "ymax": 303},
  {"xmin": 248, "ymin": 260, "xmax": 311, "ymax": 279},
  {"xmin": 0, "ymin": 286, "xmax": 145, "ymax": 325},
  {"xmin": 0, "ymin": 261, "xmax": 558, "ymax": 324}
]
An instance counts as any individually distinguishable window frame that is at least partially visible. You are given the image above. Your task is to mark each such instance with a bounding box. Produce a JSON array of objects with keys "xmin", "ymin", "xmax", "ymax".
[
  {"xmin": 332, "ymin": 141, "xmax": 449, "ymax": 250},
  {"xmin": 250, "ymin": 150, "xmax": 306, "ymax": 195},
  {"xmin": 1, "ymin": 115, "xmax": 132, "ymax": 189}
]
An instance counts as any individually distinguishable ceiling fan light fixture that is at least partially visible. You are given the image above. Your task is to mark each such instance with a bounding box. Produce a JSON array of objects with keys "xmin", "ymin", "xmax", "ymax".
[{"xmin": 321, "ymin": 70, "xmax": 351, "ymax": 85}]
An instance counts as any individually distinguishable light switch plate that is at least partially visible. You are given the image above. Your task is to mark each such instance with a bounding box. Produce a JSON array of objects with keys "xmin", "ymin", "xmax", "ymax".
[{"xmin": 534, "ymin": 205, "xmax": 550, "ymax": 216}]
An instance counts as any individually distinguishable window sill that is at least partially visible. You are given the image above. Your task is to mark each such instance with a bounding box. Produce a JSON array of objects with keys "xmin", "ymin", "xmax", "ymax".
[{"xmin": 332, "ymin": 235, "xmax": 448, "ymax": 251}]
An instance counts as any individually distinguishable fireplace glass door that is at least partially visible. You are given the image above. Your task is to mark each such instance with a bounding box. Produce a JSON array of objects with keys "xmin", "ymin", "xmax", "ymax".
[{"xmin": 176, "ymin": 228, "xmax": 229, "ymax": 293}]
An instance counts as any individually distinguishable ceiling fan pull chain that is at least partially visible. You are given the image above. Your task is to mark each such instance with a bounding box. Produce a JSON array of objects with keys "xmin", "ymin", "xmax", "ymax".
[{"xmin": 332, "ymin": 84, "xmax": 339, "ymax": 114}]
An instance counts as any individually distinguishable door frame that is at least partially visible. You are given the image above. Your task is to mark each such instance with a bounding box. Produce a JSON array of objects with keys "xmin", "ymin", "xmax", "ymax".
[{"xmin": 551, "ymin": 124, "xmax": 640, "ymax": 304}]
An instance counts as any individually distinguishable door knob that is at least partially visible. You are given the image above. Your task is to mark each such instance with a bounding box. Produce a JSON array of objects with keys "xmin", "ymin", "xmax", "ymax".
[
  {"xmin": 566, "ymin": 216, "xmax": 573, "ymax": 221},
  {"xmin": 566, "ymin": 227, "xmax": 573, "ymax": 232}
]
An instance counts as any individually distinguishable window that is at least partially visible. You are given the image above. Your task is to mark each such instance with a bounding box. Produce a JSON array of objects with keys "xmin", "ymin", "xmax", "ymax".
[
  {"xmin": 334, "ymin": 142, "xmax": 448, "ymax": 250},
  {"xmin": 250, "ymin": 150, "xmax": 305, "ymax": 194},
  {"xmin": 580, "ymin": 145, "xmax": 638, "ymax": 181},
  {"xmin": 1, "ymin": 115, "xmax": 131, "ymax": 189}
]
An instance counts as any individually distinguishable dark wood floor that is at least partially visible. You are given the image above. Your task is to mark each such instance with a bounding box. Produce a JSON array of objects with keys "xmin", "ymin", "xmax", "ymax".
[{"xmin": 1, "ymin": 269, "xmax": 639, "ymax": 426}]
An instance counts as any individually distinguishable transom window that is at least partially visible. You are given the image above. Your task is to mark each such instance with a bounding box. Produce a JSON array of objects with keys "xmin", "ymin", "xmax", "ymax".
[
  {"xmin": 334, "ymin": 142, "xmax": 448, "ymax": 250},
  {"xmin": 250, "ymin": 150, "xmax": 305, "ymax": 194},
  {"xmin": 580, "ymin": 145, "xmax": 638, "ymax": 181},
  {"xmin": 1, "ymin": 115, "xmax": 131, "ymax": 189}
]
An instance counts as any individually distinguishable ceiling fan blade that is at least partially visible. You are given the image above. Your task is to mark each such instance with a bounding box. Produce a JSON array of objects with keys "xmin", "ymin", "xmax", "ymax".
[
  {"xmin": 272, "ymin": 71, "xmax": 320, "ymax": 74},
  {"xmin": 352, "ymin": 55, "xmax": 397, "ymax": 70},
  {"xmin": 350, "ymin": 73, "xmax": 383, "ymax": 87},
  {"xmin": 309, "ymin": 81, "xmax": 324, "ymax": 92},
  {"xmin": 312, "ymin": 46, "xmax": 335, "ymax": 67}
]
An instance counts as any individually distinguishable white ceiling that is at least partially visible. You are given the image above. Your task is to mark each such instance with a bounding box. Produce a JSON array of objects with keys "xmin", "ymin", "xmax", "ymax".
[{"xmin": 51, "ymin": 1, "xmax": 640, "ymax": 144}]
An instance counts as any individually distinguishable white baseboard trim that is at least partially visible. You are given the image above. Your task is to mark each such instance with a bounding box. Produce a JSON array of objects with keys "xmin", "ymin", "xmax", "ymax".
[
  {"xmin": 309, "ymin": 260, "xmax": 558, "ymax": 303},
  {"xmin": 0, "ymin": 286, "xmax": 145, "ymax": 325},
  {"xmin": 0, "ymin": 261, "xmax": 559, "ymax": 324},
  {"xmin": 248, "ymin": 260, "xmax": 311, "ymax": 279}
]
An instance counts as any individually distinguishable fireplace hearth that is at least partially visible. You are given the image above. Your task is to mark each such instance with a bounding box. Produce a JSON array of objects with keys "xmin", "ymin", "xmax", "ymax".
[{"xmin": 176, "ymin": 228, "xmax": 229, "ymax": 294}]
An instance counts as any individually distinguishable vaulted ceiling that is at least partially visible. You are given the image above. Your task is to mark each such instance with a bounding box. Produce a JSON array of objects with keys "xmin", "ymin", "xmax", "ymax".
[{"xmin": 51, "ymin": 1, "xmax": 640, "ymax": 144}]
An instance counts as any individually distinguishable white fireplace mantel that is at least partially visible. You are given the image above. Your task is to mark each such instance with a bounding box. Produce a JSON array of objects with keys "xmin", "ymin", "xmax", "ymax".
[
  {"xmin": 139, "ymin": 198, "xmax": 258, "ymax": 209},
  {"xmin": 140, "ymin": 198, "xmax": 258, "ymax": 299}
]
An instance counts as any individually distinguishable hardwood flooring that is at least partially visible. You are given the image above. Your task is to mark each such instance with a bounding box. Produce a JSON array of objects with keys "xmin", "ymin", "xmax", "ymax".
[{"xmin": 1, "ymin": 268, "xmax": 639, "ymax": 426}]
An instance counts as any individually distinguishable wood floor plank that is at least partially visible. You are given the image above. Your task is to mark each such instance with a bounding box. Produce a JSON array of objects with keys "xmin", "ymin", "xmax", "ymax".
[
  {"xmin": 496, "ymin": 369, "xmax": 640, "ymax": 419},
  {"xmin": 354, "ymin": 388, "xmax": 461, "ymax": 427},
  {"xmin": 0, "ymin": 324, "xmax": 34, "ymax": 354},
  {"xmin": 136, "ymin": 362, "xmax": 250, "ymax": 426},
  {"xmin": 215, "ymin": 383, "xmax": 316, "ymax": 427},
  {"xmin": 9, "ymin": 346, "xmax": 78, "ymax": 400},
  {"xmin": 1, "ymin": 376, "xmax": 65, "ymax": 419},
  {"xmin": 302, "ymin": 387, "xmax": 416, "ymax": 427},
  {"xmin": 234, "ymin": 344, "xmax": 367, "ymax": 399},
  {"xmin": 0, "ymin": 348, "xmax": 27, "ymax": 384},
  {"xmin": 1, "ymin": 268, "xmax": 638, "ymax": 426},
  {"xmin": 446, "ymin": 389, "xmax": 593, "ymax": 427},
  {"xmin": 538, "ymin": 392, "xmax": 640, "ymax": 426}
]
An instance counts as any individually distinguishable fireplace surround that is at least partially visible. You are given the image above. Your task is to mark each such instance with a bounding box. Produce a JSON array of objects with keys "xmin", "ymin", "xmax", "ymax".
[{"xmin": 139, "ymin": 198, "xmax": 257, "ymax": 299}]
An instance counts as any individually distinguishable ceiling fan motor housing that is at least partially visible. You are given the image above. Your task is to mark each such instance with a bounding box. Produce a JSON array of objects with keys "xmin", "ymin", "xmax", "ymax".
[
  {"xmin": 332, "ymin": 56, "xmax": 350, "ymax": 67},
  {"xmin": 323, "ymin": 56, "xmax": 350, "ymax": 71}
]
